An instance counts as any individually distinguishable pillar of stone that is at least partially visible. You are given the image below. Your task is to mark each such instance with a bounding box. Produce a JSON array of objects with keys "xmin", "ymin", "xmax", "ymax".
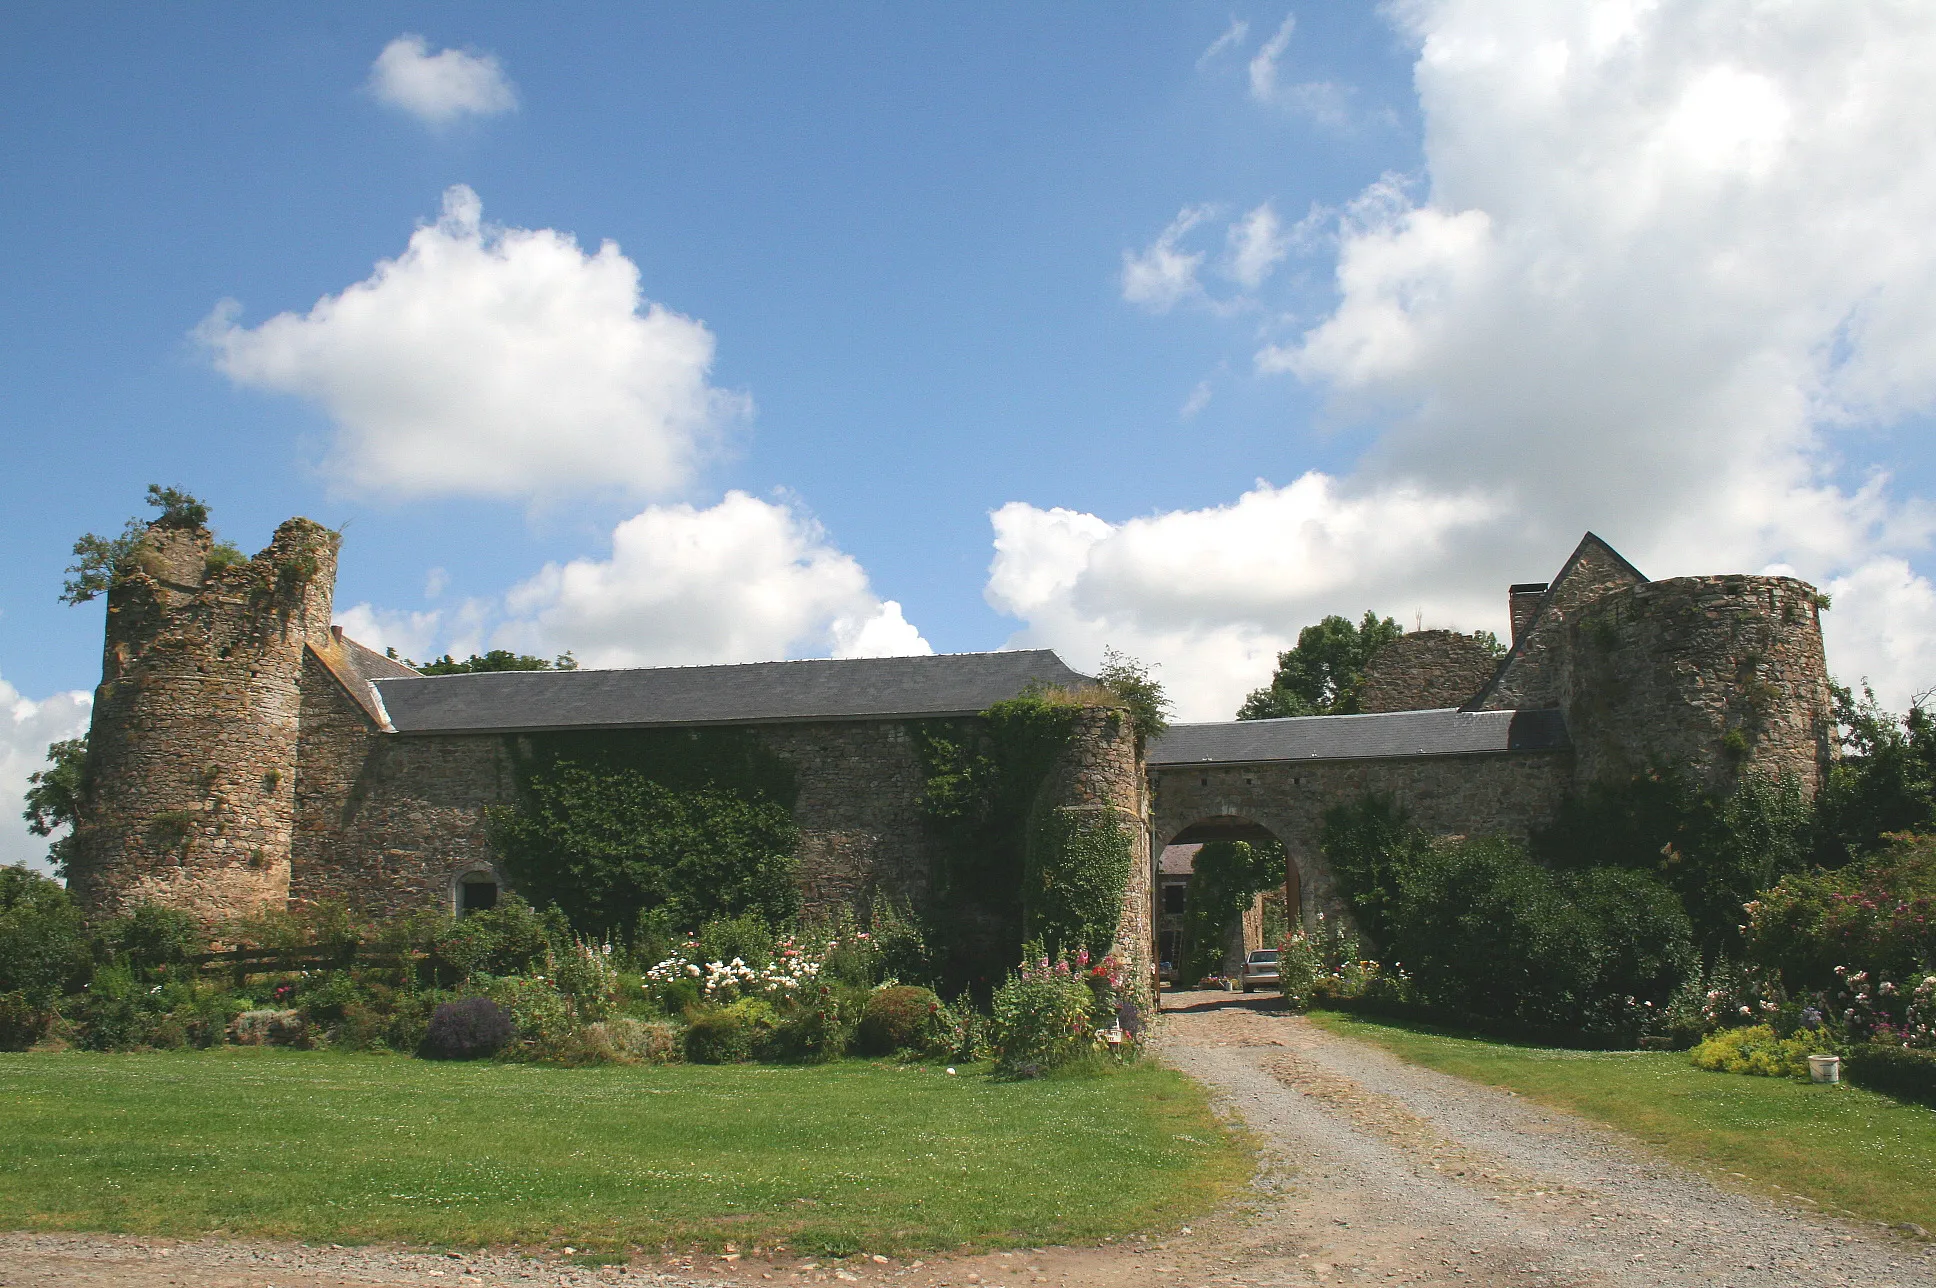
[
  {"xmin": 1033, "ymin": 705, "xmax": 1151, "ymax": 980},
  {"xmin": 70, "ymin": 517, "xmax": 340, "ymax": 921}
]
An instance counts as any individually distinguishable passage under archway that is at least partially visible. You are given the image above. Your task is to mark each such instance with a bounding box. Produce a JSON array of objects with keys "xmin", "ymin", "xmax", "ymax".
[{"xmin": 1155, "ymin": 815, "xmax": 1300, "ymax": 988}]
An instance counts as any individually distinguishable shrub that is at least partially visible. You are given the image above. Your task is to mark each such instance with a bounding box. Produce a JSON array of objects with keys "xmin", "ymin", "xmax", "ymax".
[
  {"xmin": 0, "ymin": 990, "xmax": 49, "ymax": 1051},
  {"xmin": 433, "ymin": 896, "xmax": 560, "ymax": 979},
  {"xmin": 94, "ymin": 902, "xmax": 206, "ymax": 977},
  {"xmin": 855, "ymin": 985, "xmax": 944, "ymax": 1056},
  {"xmin": 295, "ymin": 971, "xmax": 362, "ymax": 1029},
  {"xmin": 1276, "ymin": 932, "xmax": 1321, "ymax": 1008},
  {"xmin": 1844, "ymin": 1042, "xmax": 1936, "ymax": 1108},
  {"xmin": 422, "ymin": 997, "xmax": 515, "ymax": 1059},
  {"xmin": 1744, "ymin": 837, "xmax": 1936, "ymax": 993},
  {"xmin": 762, "ymin": 993, "xmax": 850, "ymax": 1063},
  {"xmin": 990, "ymin": 957, "xmax": 1095, "ymax": 1075},
  {"xmin": 684, "ymin": 997, "xmax": 778, "ymax": 1064},
  {"xmin": 0, "ymin": 866, "xmax": 89, "ymax": 1008},
  {"xmin": 1690, "ymin": 1024, "xmax": 1817, "ymax": 1078},
  {"xmin": 471, "ymin": 975, "xmax": 575, "ymax": 1057},
  {"xmin": 229, "ymin": 1009, "xmax": 306, "ymax": 1047},
  {"xmin": 551, "ymin": 938, "xmax": 621, "ymax": 1021}
]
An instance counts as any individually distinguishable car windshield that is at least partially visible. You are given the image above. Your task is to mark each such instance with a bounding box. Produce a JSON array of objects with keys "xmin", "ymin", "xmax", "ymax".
[{"xmin": 1249, "ymin": 950, "xmax": 1279, "ymax": 963}]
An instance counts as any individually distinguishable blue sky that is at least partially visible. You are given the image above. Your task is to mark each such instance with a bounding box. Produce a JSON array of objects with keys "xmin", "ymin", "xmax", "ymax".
[{"xmin": 8, "ymin": 3, "xmax": 1936, "ymax": 869}]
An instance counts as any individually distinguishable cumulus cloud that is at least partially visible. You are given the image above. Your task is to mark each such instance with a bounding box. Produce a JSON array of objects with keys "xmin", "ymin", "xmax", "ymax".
[
  {"xmin": 369, "ymin": 35, "xmax": 517, "ymax": 127},
  {"xmin": 985, "ymin": 477, "xmax": 1499, "ymax": 719},
  {"xmin": 332, "ymin": 603, "xmax": 443, "ymax": 664},
  {"xmin": 493, "ymin": 491, "xmax": 930, "ymax": 668},
  {"xmin": 0, "ymin": 673, "xmax": 91, "ymax": 877},
  {"xmin": 200, "ymin": 185, "xmax": 744, "ymax": 502},
  {"xmin": 1018, "ymin": 0, "xmax": 1936, "ymax": 716}
]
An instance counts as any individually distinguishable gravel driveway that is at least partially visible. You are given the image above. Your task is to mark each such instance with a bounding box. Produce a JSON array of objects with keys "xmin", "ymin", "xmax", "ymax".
[{"xmin": 2, "ymin": 993, "xmax": 1929, "ymax": 1288}]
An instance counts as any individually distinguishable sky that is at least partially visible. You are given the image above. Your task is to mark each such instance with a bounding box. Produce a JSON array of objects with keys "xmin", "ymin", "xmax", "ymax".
[{"xmin": 6, "ymin": 2, "xmax": 1936, "ymax": 873}]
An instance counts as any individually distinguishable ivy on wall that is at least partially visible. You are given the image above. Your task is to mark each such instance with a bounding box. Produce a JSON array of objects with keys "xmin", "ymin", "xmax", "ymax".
[
  {"xmin": 913, "ymin": 689, "xmax": 1133, "ymax": 987},
  {"xmin": 488, "ymin": 729, "xmax": 801, "ymax": 938}
]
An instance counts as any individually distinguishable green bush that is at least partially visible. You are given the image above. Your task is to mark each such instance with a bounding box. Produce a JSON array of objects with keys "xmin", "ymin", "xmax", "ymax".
[
  {"xmin": 1744, "ymin": 837, "xmax": 1936, "ymax": 992},
  {"xmin": 0, "ymin": 990, "xmax": 50, "ymax": 1051},
  {"xmin": 761, "ymin": 992, "xmax": 851, "ymax": 1063},
  {"xmin": 0, "ymin": 866, "xmax": 89, "ymax": 1007},
  {"xmin": 990, "ymin": 958, "xmax": 1095, "ymax": 1075},
  {"xmin": 94, "ymin": 902, "xmax": 206, "ymax": 977},
  {"xmin": 469, "ymin": 974, "xmax": 574, "ymax": 1058},
  {"xmin": 1690, "ymin": 1023, "xmax": 1817, "ymax": 1078},
  {"xmin": 1844, "ymin": 1042, "xmax": 1936, "ymax": 1107},
  {"xmin": 683, "ymin": 997, "xmax": 778, "ymax": 1064},
  {"xmin": 295, "ymin": 971, "xmax": 362, "ymax": 1029},
  {"xmin": 434, "ymin": 896, "xmax": 560, "ymax": 979},
  {"xmin": 855, "ymin": 985, "xmax": 944, "ymax": 1056},
  {"xmin": 550, "ymin": 938, "xmax": 621, "ymax": 1021}
]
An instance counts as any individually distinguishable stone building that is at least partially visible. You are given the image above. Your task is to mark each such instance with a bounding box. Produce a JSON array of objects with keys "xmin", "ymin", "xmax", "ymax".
[{"xmin": 66, "ymin": 518, "xmax": 1833, "ymax": 974}]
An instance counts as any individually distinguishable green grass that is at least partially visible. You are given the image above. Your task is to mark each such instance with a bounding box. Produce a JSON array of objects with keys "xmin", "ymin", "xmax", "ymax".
[
  {"xmin": 1310, "ymin": 1011, "xmax": 1936, "ymax": 1233},
  {"xmin": 0, "ymin": 1049, "xmax": 1248, "ymax": 1254}
]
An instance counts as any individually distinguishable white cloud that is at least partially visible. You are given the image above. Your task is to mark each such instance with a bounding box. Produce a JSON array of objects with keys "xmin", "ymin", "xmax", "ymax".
[
  {"xmin": 369, "ymin": 35, "xmax": 517, "ymax": 127},
  {"xmin": 1248, "ymin": 14, "xmax": 1297, "ymax": 103},
  {"xmin": 199, "ymin": 186, "xmax": 745, "ymax": 503},
  {"xmin": 1019, "ymin": 1, "xmax": 1936, "ymax": 716},
  {"xmin": 493, "ymin": 491, "xmax": 931, "ymax": 668},
  {"xmin": 0, "ymin": 673, "xmax": 91, "ymax": 878},
  {"xmin": 984, "ymin": 477, "xmax": 1500, "ymax": 719},
  {"xmin": 1198, "ymin": 17, "xmax": 1250, "ymax": 69},
  {"xmin": 1223, "ymin": 202, "xmax": 1289, "ymax": 290},
  {"xmin": 332, "ymin": 603, "xmax": 442, "ymax": 664},
  {"xmin": 1121, "ymin": 206, "xmax": 1213, "ymax": 313},
  {"xmin": 1180, "ymin": 380, "xmax": 1214, "ymax": 420}
]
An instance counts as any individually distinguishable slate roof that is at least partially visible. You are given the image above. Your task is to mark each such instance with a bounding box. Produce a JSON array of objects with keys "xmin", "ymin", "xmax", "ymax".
[
  {"xmin": 1146, "ymin": 707, "xmax": 1569, "ymax": 766},
  {"xmin": 370, "ymin": 649, "xmax": 1094, "ymax": 735}
]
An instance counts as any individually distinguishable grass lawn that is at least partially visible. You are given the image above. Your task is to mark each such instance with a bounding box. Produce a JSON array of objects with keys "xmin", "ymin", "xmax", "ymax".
[
  {"xmin": 0, "ymin": 1049, "xmax": 1248, "ymax": 1255},
  {"xmin": 1310, "ymin": 1011, "xmax": 1936, "ymax": 1234}
]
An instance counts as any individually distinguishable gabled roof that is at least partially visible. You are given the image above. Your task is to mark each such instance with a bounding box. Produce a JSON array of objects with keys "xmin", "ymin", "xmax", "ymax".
[
  {"xmin": 1462, "ymin": 532, "xmax": 1647, "ymax": 711},
  {"xmin": 1147, "ymin": 707, "xmax": 1569, "ymax": 766},
  {"xmin": 370, "ymin": 649, "xmax": 1094, "ymax": 735},
  {"xmin": 308, "ymin": 629, "xmax": 422, "ymax": 731}
]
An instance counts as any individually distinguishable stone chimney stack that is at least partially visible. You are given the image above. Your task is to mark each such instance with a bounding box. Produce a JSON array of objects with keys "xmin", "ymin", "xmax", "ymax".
[{"xmin": 1508, "ymin": 583, "xmax": 1548, "ymax": 644}]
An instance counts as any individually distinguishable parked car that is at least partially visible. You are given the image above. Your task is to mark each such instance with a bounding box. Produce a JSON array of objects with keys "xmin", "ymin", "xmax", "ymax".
[{"xmin": 1238, "ymin": 948, "xmax": 1280, "ymax": 993}]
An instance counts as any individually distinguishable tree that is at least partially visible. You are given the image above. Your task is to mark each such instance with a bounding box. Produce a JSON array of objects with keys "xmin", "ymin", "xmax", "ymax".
[
  {"xmin": 1237, "ymin": 611, "xmax": 1404, "ymax": 719},
  {"xmin": 22, "ymin": 737, "xmax": 88, "ymax": 879},
  {"xmin": 1094, "ymin": 648, "xmax": 1172, "ymax": 745},
  {"xmin": 60, "ymin": 485, "xmax": 213, "ymax": 605},
  {"xmin": 407, "ymin": 649, "xmax": 579, "ymax": 675}
]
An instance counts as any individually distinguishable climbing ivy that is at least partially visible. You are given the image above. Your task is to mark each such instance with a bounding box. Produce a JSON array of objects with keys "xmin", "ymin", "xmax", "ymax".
[
  {"xmin": 488, "ymin": 728, "xmax": 801, "ymax": 938},
  {"xmin": 912, "ymin": 689, "xmax": 1133, "ymax": 989},
  {"xmin": 1026, "ymin": 807, "xmax": 1133, "ymax": 958}
]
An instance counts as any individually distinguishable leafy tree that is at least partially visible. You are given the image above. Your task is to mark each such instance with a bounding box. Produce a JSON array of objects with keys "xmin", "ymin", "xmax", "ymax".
[
  {"xmin": 60, "ymin": 485, "xmax": 214, "ymax": 605},
  {"xmin": 0, "ymin": 866, "xmax": 90, "ymax": 1008},
  {"xmin": 1813, "ymin": 681, "xmax": 1936, "ymax": 864},
  {"xmin": 409, "ymin": 649, "xmax": 579, "ymax": 675},
  {"xmin": 22, "ymin": 737, "xmax": 88, "ymax": 879},
  {"xmin": 1237, "ymin": 611, "xmax": 1404, "ymax": 720},
  {"xmin": 1094, "ymin": 648, "xmax": 1172, "ymax": 745}
]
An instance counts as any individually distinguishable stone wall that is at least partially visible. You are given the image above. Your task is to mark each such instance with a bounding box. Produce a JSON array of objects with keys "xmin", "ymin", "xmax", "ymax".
[
  {"xmin": 1560, "ymin": 574, "xmax": 1834, "ymax": 796},
  {"xmin": 71, "ymin": 518, "xmax": 339, "ymax": 921},
  {"xmin": 1033, "ymin": 707, "xmax": 1150, "ymax": 967},
  {"xmin": 1149, "ymin": 747, "xmax": 1576, "ymax": 946},
  {"xmin": 1358, "ymin": 631, "xmax": 1499, "ymax": 713}
]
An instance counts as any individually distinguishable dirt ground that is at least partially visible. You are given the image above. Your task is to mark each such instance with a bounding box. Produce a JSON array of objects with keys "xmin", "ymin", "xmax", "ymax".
[{"xmin": 4, "ymin": 990, "xmax": 1931, "ymax": 1288}]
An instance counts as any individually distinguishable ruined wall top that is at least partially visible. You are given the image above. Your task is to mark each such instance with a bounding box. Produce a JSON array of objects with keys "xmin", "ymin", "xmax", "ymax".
[
  {"xmin": 1471, "ymin": 533, "xmax": 1647, "ymax": 711},
  {"xmin": 1357, "ymin": 630, "xmax": 1500, "ymax": 713}
]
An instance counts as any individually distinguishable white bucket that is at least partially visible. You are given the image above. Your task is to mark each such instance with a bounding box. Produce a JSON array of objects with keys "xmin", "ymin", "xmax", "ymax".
[{"xmin": 1807, "ymin": 1054, "xmax": 1840, "ymax": 1084}]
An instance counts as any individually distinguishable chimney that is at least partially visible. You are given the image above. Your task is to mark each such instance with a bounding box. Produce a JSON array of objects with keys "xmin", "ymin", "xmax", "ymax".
[{"xmin": 1509, "ymin": 583, "xmax": 1548, "ymax": 644}]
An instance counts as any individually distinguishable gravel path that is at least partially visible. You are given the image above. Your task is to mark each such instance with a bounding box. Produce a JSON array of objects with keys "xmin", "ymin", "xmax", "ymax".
[
  {"xmin": 1149, "ymin": 990, "xmax": 1934, "ymax": 1287},
  {"xmin": 3, "ymin": 994, "xmax": 1929, "ymax": 1288}
]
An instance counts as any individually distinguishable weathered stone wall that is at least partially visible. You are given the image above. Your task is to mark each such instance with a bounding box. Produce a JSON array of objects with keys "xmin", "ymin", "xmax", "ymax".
[
  {"xmin": 1033, "ymin": 707, "xmax": 1150, "ymax": 967},
  {"xmin": 1560, "ymin": 575, "xmax": 1834, "ymax": 796},
  {"xmin": 292, "ymin": 657, "xmax": 515, "ymax": 917},
  {"xmin": 1358, "ymin": 631, "xmax": 1499, "ymax": 713},
  {"xmin": 1149, "ymin": 748, "xmax": 1576, "ymax": 945},
  {"xmin": 1479, "ymin": 537, "xmax": 1646, "ymax": 710},
  {"xmin": 71, "ymin": 518, "xmax": 339, "ymax": 921}
]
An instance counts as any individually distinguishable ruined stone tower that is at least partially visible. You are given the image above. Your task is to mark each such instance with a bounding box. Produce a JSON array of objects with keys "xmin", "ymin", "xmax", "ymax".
[{"xmin": 68, "ymin": 516, "xmax": 340, "ymax": 920}]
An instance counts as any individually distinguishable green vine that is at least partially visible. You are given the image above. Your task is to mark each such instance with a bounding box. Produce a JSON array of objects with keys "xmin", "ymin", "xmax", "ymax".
[{"xmin": 1026, "ymin": 806, "xmax": 1133, "ymax": 958}]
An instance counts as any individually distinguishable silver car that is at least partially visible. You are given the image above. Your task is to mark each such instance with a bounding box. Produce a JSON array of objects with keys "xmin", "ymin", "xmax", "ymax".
[{"xmin": 1239, "ymin": 948, "xmax": 1280, "ymax": 993}]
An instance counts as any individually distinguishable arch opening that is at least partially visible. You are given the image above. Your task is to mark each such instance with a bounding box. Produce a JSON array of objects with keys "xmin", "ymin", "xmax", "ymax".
[
  {"xmin": 1154, "ymin": 814, "xmax": 1300, "ymax": 993},
  {"xmin": 453, "ymin": 865, "xmax": 501, "ymax": 916}
]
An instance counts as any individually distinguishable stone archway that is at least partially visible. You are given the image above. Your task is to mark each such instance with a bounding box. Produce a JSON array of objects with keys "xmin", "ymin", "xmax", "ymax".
[{"xmin": 1151, "ymin": 813, "xmax": 1300, "ymax": 985}]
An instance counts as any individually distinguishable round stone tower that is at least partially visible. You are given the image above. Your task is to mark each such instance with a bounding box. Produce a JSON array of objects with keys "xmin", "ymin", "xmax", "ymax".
[
  {"xmin": 1557, "ymin": 574, "xmax": 1834, "ymax": 797},
  {"xmin": 68, "ymin": 517, "xmax": 340, "ymax": 921}
]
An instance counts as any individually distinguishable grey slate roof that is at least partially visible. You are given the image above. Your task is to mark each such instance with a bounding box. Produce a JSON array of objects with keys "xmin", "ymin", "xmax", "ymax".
[
  {"xmin": 1146, "ymin": 707, "xmax": 1569, "ymax": 766},
  {"xmin": 371, "ymin": 649, "xmax": 1093, "ymax": 735}
]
